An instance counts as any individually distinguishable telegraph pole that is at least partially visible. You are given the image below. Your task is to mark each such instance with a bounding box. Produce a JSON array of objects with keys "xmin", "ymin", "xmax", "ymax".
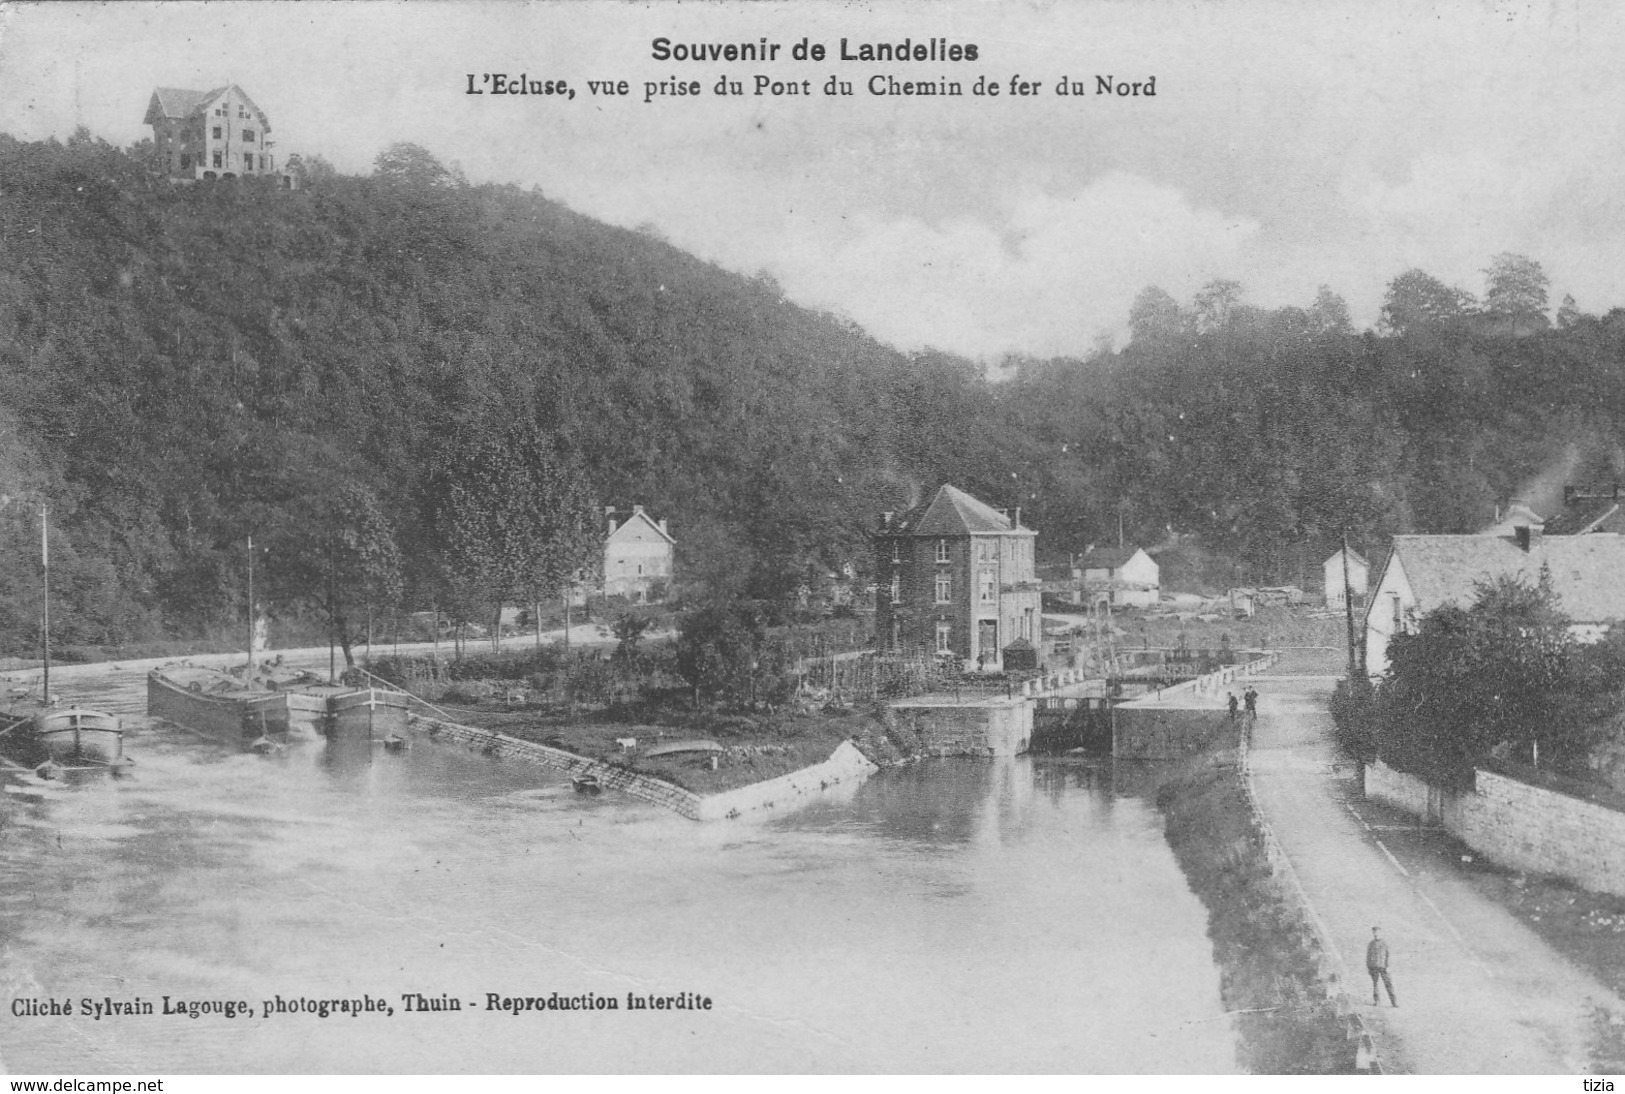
[
  {"xmin": 1342, "ymin": 531, "xmax": 1359, "ymax": 679},
  {"xmin": 40, "ymin": 504, "xmax": 50, "ymax": 703}
]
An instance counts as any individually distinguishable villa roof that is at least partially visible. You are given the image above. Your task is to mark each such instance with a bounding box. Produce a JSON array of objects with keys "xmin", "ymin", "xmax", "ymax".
[
  {"xmin": 144, "ymin": 85, "xmax": 271, "ymax": 129},
  {"xmin": 885, "ymin": 485, "xmax": 1034, "ymax": 537}
]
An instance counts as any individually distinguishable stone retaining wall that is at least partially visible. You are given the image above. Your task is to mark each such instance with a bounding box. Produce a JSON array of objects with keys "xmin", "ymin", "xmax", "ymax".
[
  {"xmin": 410, "ymin": 714, "xmax": 702, "ymax": 817},
  {"xmin": 1112, "ymin": 706, "xmax": 1234, "ymax": 760},
  {"xmin": 885, "ymin": 700, "xmax": 1032, "ymax": 756},
  {"xmin": 1366, "ymin": 758, "xmax": 1625, "ymax": 898},
  {"xmin": 408, "ymin": 715, "xmax": 877, "ymax": 822},
  {"xmin": 695, "ymin": 741, "xmax": 878, "ymax": 820}
]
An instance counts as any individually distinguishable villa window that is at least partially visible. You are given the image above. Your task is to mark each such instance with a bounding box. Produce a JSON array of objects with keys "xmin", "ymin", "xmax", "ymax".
[
  {"xmin": 212, "ymin": 126, "xmax": 222, "ymax": 139},
  {"xmin": 935, "ymin": 573, "xmax": 951, "ymax": 604},
  {"xmin": 979, "ymin": 570, "xmax": 996, "ymax": 603},
  {"xmin": 212, "ymin": 151, "xmax": 222, "ymax": 168},
  {"xmin": 242, "ymin": 129, "xmax": 256, "ymax": 143},
  {"xmin": 935, "ymin": 538, "xmax": 950, "ymax": 563},
  {"xmin": 890, "ymin": 573, "xmax": 900, "ymax": 605},
  {"xmin": 935, "ymin": 623, "xmax": 952, "ymax": 654}
]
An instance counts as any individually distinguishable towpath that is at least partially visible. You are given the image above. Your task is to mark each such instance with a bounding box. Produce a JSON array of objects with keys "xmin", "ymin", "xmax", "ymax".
[
  {"xmin": 0, "ymin": 624, "xmax": 648, "ymax": 718},
  {"xmin": 1248, "ymin": 674, "xmax": 1625, "ymax": 1073}
]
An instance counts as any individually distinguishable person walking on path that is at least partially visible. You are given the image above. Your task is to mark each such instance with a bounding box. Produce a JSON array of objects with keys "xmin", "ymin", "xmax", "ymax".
[
  {"xmin": 1227, "ymin": 692, "xmax": 1239, "ymax": 721},
  {"xmin": 1243, "ymin": 686, "xmax": 1258, "ymax": 718},
  {"xmin": 1367, "ymin": 926, "xmax": 1397, "ymax": 1007}
]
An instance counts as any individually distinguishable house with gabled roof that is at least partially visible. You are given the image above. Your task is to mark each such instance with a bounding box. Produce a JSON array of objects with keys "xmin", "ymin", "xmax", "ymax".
[
  {"xmin": 602, "ymin": 505, "xmax": 673, "ymax": 603},
  {"xmin": 1544, "ymin": 486, "xmax": 1625, "ymax": 535},
  {"xmin": 1363, "ymin": 529, "xmax": 1625, "ymax": 675},
  {"xmin": 1323, "ymin": 546, "xmax": 1368, "ymax": 610},
  {"xmin": 1078, "ymin": 546, "xmax": 1160, "ymax": 608},
  {"xmin": 144, "ymin": 84, "xmax": 292, "ymax": 185},
  {"xmin": 874, "ymin": 485, "xmax": 1040, "ymax": 671}
]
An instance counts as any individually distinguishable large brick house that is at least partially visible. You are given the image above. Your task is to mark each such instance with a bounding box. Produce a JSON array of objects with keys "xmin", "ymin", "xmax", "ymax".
[
  {"xmin": 144, "ymin": 85, "xmax": 291, "ymax": 185},
  {"xmin": 874, "ymin": 485, "xmax": 1040, "ymax": 671}
]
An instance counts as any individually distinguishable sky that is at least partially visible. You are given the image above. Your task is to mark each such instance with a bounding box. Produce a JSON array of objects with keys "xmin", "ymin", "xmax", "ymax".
[{"xmin": 2, "ymin": 0, "xmax": 1623, "ymax": 360}]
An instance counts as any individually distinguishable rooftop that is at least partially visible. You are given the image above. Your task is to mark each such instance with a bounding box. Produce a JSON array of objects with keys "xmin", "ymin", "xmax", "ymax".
[{"xmin": 1386, "ymin": 533, "xmax": 1625, "ymax": 622}]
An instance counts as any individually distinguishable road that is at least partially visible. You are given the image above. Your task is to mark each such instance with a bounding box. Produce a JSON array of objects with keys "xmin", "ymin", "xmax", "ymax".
[
  {"xmin": 0, "ymin": 623, "xmax": 638, "ymax": 718},
  {"xmin": 1248, "ymin": 674, "xmax": 1625, "ymax": 1073}
]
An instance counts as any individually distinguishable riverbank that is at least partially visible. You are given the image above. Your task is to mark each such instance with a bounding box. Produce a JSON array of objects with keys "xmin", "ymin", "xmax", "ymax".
[{"xmin": 1156, "ymin": 754, "xmax": 1356, "ymax": 1073}]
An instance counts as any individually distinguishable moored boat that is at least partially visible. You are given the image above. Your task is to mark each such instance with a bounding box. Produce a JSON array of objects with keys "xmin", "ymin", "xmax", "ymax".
[
  {"xmin": 148, "ymin": 666, "xmax": 292, "ymax": 748},
  {"xmin": 572, "ymin": 773, "xmax": 602, "ymax": 794},
  {"xmin": 328, "ymin": 688, "xmax": 410, "ymax": 741},
  {"xmin": 0, "ymin": 694, "xmax": 126, "ymax": 772}
]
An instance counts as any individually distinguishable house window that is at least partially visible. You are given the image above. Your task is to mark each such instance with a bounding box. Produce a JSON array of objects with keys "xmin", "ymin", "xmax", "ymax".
[
  {"xmin": 259, "ymin": 155, "xmax": 267, "ymax": 171},
  {"xmin": 889, "ymin": 573, "xmax": 900, "ymax": 605},
  {"xmin": 935, "ymin": 623, "xmax": 952, "ymax": 654},
  {"xmin": 1022, "ymin": 607, "xmax": 1035, "ymax": 640},
  {"xmin": 979, "ymin": 570, "xmax": 996, "ymax": 603},
  {"xmin": 637, "ymin": 564, "xmax": 643, "ymax": 575},
  {"xmin": 212, "ymin": 126, "xmax": 222, "ymax": 139},
  {"xmin": 1390, "ymin": 593, "xmax": 1404, "ymax": 633},
  {"xmin": 935, "ymin": 538, "xmax": 950, "ymax": 563},
  {"xmin": 180, "ymin": 153, "xmax": 191, "ymax": 169},
  {"xmin": 242, "ymin": 129, "xmax": 256, "ymax": 143},
  {"xmin": 891, "ymin": 541, "xmax": 900, "ymax": 565},
  {"xmin": 935, "ymin": 573, "xmax": 951, "ymax": 604},
  {"xmin": 212, "ymin": 151, "xmax": 222, "ymax": 168},
  {"xmin": 244, "ymin": 152, "xmax": 254, "ymax": 170}
]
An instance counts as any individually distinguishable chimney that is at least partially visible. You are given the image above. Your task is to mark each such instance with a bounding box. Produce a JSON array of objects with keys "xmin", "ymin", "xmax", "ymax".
[
  {"xmin": 632, "ymin": 504, "xmax": 645, "ymax": 515},
  {"xmin": 1515, "ymin": 525, "xmax": 1543, "ymax": 552},
  {"xmin": 658, "ymin": 518, "xmax": 669, "ymax": 535},
  {"xmin": 1013, "ymin": 507, "xmax": 1022, "ymax": 528},
  {"xmin": 604, "ymin": 505, "xmax": 617, "ymax": 534}
]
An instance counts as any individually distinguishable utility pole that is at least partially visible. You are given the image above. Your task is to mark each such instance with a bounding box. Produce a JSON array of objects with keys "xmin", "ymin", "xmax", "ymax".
[
  {"xmin": 1342, "ymin": 531, "xmax": 1359, "ymax": 679},
  {"xmin": 246, "ymin": 534, "xmax": 254, "ymax": 678},
  {"xmin": 40, "ymin": 504, "xmax": 49, "ymax": 703}
]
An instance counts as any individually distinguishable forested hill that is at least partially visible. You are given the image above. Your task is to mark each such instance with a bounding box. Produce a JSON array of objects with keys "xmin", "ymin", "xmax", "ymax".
[
  {"xmin": 5, "ymin": 131, "xmax": 1625, "ymax": 652},
  {"xmin": 0, "ymin": 134, "xmax": 995, "ymax": 649}
]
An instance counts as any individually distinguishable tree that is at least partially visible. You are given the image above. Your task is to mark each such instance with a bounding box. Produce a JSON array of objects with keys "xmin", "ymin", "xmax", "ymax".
[
  {"xmin": 1556, "ymin": 293, "xmax": 1584, "ymax": 330},
  {"xmin": 1309, "ymin": 285, "xmax": 1353, "ymax": 335},
  {"xmin": 373, "ymin": 142, "xmax": 462, "ymax": 189},
  {"xmin": 675, "ymin": 604, "xmax": 764, "ymax": 704},
  {"xmin": 1192, "ymin": 279, "xmax": 1244, "ymax": 332},
  {"xmin": 1481, "ymin": 253, "xmax": 1550, "ymax": 333},
  {"xmin": 1379, "ymin": 269, "xmax": 1473, "ymax": 334},
  {"xmin": 267, "ymin": 481, "xmax": 403, "ymax": 668},
  {"xmin": 1375, "ymin": 572, "xmax": 1615, "ymax": 784},
  {"xmin": 1127, "ymin": 285, "xmax": 1186, "ymax": 344},
  {"xmin": 440, "ymin": 420, "xmax": 599, "ymax": 650},
  {"xmin": 285, "ymin": 152, "xmax": 337, "ymax": 187}
]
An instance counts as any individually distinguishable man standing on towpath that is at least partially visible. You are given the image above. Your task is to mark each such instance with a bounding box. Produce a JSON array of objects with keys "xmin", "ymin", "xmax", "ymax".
[{"xmin": 1367, "ymin": 926, "xmax": 1397, "ymax": 1007}]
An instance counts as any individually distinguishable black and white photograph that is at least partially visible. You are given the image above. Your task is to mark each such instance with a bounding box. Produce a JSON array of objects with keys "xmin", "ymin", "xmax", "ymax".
[{"xmin": 2, "ymin": 0, "xmax": 1625, "ymax": 1080}]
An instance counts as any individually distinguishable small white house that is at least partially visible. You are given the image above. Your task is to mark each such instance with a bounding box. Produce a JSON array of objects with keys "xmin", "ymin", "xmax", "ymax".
[
  {"xmin": 1322, "ymin": 547, "xmax": 1369, "ymax": 610},
  {"xmin": 603, "ymin": 505, "xmax": 674, "ymax": 603},
  {"xmin": 1079, "ymin": 547, "xmax": 1160, "ymax": 609}
]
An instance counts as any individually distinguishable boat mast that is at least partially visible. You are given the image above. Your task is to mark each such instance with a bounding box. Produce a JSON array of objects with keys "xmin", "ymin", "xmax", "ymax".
[
  {"xmin": 40, "ymin": 503, "xmax": 49, "ymax": 703},
  {"xmin": 247, "ymin": 534, "xmax": 254, "ymax": 678}
]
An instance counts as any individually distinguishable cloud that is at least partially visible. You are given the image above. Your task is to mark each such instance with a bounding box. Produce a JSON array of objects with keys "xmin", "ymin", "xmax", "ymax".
[{"xmin": 759, "ymin": 173, "xmax": 1259, "ymax": 358}]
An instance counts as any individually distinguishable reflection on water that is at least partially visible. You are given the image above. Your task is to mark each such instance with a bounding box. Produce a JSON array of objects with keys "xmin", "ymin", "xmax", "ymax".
[{"xmin": 0, "ymin": 720, "xmax": 1237, "ymax": 1073}]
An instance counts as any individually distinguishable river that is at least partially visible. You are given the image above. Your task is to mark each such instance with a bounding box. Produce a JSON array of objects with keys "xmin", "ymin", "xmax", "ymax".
[{"xmin": 0, "ymin": 671, "xmax": 1240, "ymax": 1074}]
